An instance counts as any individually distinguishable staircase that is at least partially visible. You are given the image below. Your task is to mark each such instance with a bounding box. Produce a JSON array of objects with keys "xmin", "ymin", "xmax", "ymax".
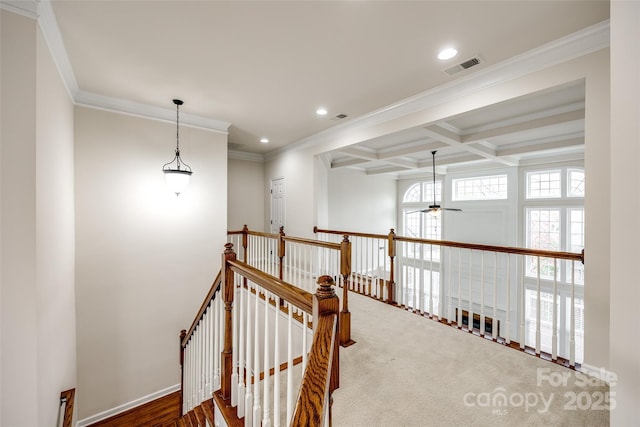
[{"xmin": 161, "ymin": 399, "xmax": 215, "ymax": 427}]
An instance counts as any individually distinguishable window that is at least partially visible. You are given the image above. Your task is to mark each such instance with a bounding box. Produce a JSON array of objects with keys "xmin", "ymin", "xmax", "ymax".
[
  {"xmin": 526, "ymin": 170, "xmax": 561, "ymax": 199},
  {"xmin": 523, "ymin": 166, "xmax": 584, "ymax": 363},
  {"xmin": 402, "ymin": 180, "xmax": 442, "ymax": 260},
  {"xmin": 452, "ymin": 174, "xmax": 508, "ymax": 201},
  {"xmin": 567, "ymin": 169, "xmax": 585, "ymax": 197},
  {"xmin": 526, "ymin": 208, "xmax": 561, "ymax": 280},
  {"xmin": 403, "ymin": 181, "xmax": 441, "ymax": 204}
]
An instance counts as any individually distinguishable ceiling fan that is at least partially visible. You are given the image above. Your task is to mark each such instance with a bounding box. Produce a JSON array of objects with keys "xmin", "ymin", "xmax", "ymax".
[{"xmin": 415, "ymin": 150, "xmax": 462, "ymax": 217}]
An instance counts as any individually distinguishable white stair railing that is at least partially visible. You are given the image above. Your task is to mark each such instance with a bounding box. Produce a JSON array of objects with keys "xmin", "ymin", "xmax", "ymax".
[{"xmin": 183, "ymin": 241, "xmax": 340, "ymax": 426}]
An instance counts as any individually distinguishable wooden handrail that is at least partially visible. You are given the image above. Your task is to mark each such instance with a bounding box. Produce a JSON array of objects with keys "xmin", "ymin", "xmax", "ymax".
[
  {"xmin": 228, "ymin": 228, "xmax": 280, "ymax": 239},
  {"xmin": 290, "ymin": 313, "xmax": 338, "ymax": 427},
  {"xmin": 282, "ymin": 235, "xmax": 341, "ymax": 250},
  {"xmin": 314, "ymin": 226, "xmax": 387, "ymax": 240},
  {"xmin": 315, "ymin": 226, "xmax": 584, "ymax": 263},
  {"xmin": 228, "ymin": 259, "xmax": 313, "ymax": 314},
  {"xmin": 181, "ymin": 270, "xmax": 222, "ymax": 347}
]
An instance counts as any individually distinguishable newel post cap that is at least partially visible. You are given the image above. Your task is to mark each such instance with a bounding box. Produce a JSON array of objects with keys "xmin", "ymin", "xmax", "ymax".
[{"xmin": 316, "ymin": 275, "xmax": 336, "ymax": 298}]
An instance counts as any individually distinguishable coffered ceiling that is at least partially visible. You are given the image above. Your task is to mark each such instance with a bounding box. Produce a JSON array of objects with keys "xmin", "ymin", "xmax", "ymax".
[{"xmin": 7, "ymin": 0, "xmax": 607, "ymax": 175}]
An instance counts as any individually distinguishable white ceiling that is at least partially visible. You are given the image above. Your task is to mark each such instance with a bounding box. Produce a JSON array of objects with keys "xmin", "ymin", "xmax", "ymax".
[{"xmin": 46, "ymin": 0, "xmax": 608, "ymax": 172}]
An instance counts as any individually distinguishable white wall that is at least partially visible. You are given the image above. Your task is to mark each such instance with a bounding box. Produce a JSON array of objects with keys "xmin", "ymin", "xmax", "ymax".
[
  {"xmin": 35, "ymin": 23, "xmax": 77, "ymax": 427},
  {"xmin": 74, "ymin": 107, "xmax": 227, "ymax": 419},
  {"xmin": 228, "ymin": 158, "xmax": 264, "ymax": 231},
  {"xmin": 610, "ymin": 2, "xmax": 640, "ymax": 424},
  {"xmin": 327, "ymin": 167, "xmax": 396, "ymax": 233},
  {"xmin": 264, "ymin": 149, "xmax": 317, "ymax": 237},
  {"xmin": 1, "ymin": 10, "xmax": 76, "ymax": 427},
  {"xmin": 1, "ymin": 12, "xmax": 38, "ymax": 427}
]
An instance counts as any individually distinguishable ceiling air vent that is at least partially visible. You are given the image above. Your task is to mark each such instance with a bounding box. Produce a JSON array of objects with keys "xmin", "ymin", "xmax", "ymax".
[
  {"xmin": 331, "ymin": 113, "xmax": 348, "ymax": 121},
  {"xmin": 443, "ymin": 56, "xmax": 482, "ymax": 76}
]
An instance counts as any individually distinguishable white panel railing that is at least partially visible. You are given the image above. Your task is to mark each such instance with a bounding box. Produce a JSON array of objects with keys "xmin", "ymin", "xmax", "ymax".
[{"xmin": 315, "ymin": 227, "xmax": 583, "ymax": 366}]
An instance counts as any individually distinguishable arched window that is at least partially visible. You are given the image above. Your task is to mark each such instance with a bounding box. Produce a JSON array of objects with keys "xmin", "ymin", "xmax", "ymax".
[{"xmin": 401, "ymin": 180, "xmax": 442, "ymax": 259}]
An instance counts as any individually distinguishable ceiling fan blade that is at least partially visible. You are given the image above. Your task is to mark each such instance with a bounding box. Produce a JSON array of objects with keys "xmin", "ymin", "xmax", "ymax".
[
  {"xmin": 407, "ymin": 208, "xmax": 436, "ymax": 214},
  {"xmin": 443, "ymin": 208, "xmax": 463, "ymax": 212}
]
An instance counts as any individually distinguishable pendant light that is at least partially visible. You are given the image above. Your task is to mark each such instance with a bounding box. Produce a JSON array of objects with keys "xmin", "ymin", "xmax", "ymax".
[{"xmin": 163, "ymin": 99, "xmax": 192, "ymax": 195}]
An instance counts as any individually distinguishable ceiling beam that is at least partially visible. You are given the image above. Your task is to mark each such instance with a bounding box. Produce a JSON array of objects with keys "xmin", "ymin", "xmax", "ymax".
[
  {"xmin": 461, "ymin": 109, "xmax": 585, "ymax": 143},
  {"xmin": 496, "ymin": 137, "xmax": 583, "ymax": 156},
  {"xmin": 422, "ymin": 126, "xmax": 518, "ymax": 166},
  {"xmin": 330, "ymin": 157, "xmax": 371, "ymax": 168},
  {"xmin": 336, "ymin": 147, "xmax": 378, "ymax": 161},
  {"xmin": 377, "ymin": 141, "xmax": 447, "ymax": 160}
]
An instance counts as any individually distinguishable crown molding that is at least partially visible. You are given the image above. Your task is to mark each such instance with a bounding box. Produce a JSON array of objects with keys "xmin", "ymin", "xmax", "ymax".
[
  {"xmin": 75, "ymin": 91, "xmax": 231, "ymax": 134},
  {"xmin": 35, "ymin": 1, "xmax": 230, "ymax": 134},
  {"xmin": 0, "ymin": 0, "xmax": 38, "ymax": 19},
  {"xmin": 263, "ymin": 19, "xmax": 610, "ymax": 162},
  {"xmin": 37, "ymin": 0, "xmax": 79, "ymax": 99},
  {"xmin": 228, "ymin": 150, "xmax": 264, "ymax": 162}
]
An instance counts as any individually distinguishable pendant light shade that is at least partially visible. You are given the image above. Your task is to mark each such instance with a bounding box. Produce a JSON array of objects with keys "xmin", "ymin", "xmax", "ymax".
[{"xmin": 163, "ymin": 99, "xmax": 192, "ymax": 195}]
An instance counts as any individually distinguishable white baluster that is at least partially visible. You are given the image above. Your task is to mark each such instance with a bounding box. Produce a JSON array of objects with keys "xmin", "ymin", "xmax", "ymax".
[
  {"xmin": 447, "ymin": 247, "xmax": 452, "ymax": 324},
  {"xmin": 519, "ymin": 256, "xmax": 525, "ymax": 350},
  {"xmin": 493, "ymin": 253, "xmax": 497, "ymax": 341},
  {"xmin": 263, "ymin": 291, "xmax": 271, "ymax": 427},
  {"xmin": 468, "ymin": 250, "xmax": 473, "ymax": 332},
  {"xmin": 273, "ymin": 296, "xmax": 281, "ymax": 427},
  {"xmin": 286, "ymin": 307, "xmax": 293, "ymax": 425},
  {"xmin": 302, "ymin": 313, "xmax": 308, "ymax": 372},
  {"xmin": 480, "ymin": 251, "xmax": 485, "ymax": 336},
  {"xmin": 457, "ymin": 248, "xmax": 462, "ymax": 328},
  {"xmin": 552, "ymin": 258, "xmax": 558, "ymax": 361},
  {"xmin": 536, "ymin": 256, "xmax": 541, "ymax": 355},
  {"xmin": 213, "ymin": 296, "xmax": 220, "ymax": 390},
  {"xmin": 505, "ymin": 255, "xmax": 511, "ymax": 344},
  {"xmin": 232, "ymin": 284, "xmax": 238, "ymax": 406},
  {"xmin": 238, "ymin": 279, "xmax": 246, "ymax": 417},
  {"xmin": 429, "ymin": 244, "xmax": 433, "ymax": 318},
  {"xmin": 244, "ymin": 283, "xmax": 253, "ymax": 427},
  {"xmin": 416, "ymin": 242, "xmax": 421, "ymax": 313},
  {"xmin": 253, "ymin": 285, "xmax": 261, "ymax": 427},
  {"xmin": 570, "ymin": 260, "xmax": 576, "ymax": 366}
]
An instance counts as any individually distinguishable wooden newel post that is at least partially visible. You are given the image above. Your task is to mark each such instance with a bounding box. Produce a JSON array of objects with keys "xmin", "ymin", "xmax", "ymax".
[
  {"xmin": 387, "ymin": 229, "xmax": 396, "ymax": 304},
  {"xmin": 241, "ymin": 225, "xmax": 249, "ymax": 263},
  {"xmin": 314, "ymin": 275, "xmax": 340, "ymax": 392},
  {"xmin": 278, "ymin": 226, "xmax": 286, "ymax": 280},
  {"xmin": 339, "ymin": 236, "xmax": 353, "ymax": 347},
  {"xmin": 221, "ymin": 243, "xmax": 236, "ymax": 400},
  {"xmin": 179, "ymin": 329, "xmax": 187, "ymax": 415}
]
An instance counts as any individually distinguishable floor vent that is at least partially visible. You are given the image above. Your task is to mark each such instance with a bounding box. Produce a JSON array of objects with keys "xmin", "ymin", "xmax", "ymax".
[
  {"xmin": 444, "ymin": 56, "xmax": 482, "ymax": 76},
  {"xmin": 455, "ymin": 308, "xmax": 499, "ymax": 336}
]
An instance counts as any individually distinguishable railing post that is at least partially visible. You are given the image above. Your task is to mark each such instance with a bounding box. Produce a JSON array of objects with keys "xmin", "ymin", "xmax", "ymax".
[
  {"xmin": 278, "ymin": 226, "xmax": 286, "ymax": 280},
  {"xmin": 221, "ymin": 243, "xmax": 236, "ymax": 400},
  {"xmin": 339, "ymin": 236, "xmax": 354, "ymax": 347},
  {"xmin": 242, "ymin": 224, "xmax": 249, "ymax": 263},
  {"xmin": 179, "ymin": 329, "xmax": 187, "ymax": 415},
  {"xmin": 387, "ymin": 229, "xmax": 396, "ymax": 304},
  {"xmin": 314, "ymin": 275, "xmax": 340, "ymax": 392}
]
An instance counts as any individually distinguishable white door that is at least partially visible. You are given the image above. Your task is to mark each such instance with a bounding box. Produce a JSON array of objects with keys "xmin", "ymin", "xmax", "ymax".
[{"xmin": 270, "ymin": 177, "xmax": 285, "ymax": 233}]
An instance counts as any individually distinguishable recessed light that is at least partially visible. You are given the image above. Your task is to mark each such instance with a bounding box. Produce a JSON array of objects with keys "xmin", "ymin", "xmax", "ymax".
[
  {"xmin": 260, "ymin": 138, "xmax": 269, "ymax": 144},
  {"xmin": 316, "ymin": 107, "xmax": 328, "ymax": 116},
  {"xmin": 438, "ymin": 47, "xmax": 458, "ymax": 60}
]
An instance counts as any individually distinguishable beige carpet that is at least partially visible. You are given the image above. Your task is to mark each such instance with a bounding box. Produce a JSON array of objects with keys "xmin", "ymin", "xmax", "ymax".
[{"xmin": 332, "ymin": 292, "xmax": 609, "ymax": 427}]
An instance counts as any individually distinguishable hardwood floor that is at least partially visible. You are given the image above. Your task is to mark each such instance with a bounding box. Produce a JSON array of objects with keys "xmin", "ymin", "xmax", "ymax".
[{"xmin": 88, "ymin": 391, "xmax": 181, "ymax": 427}]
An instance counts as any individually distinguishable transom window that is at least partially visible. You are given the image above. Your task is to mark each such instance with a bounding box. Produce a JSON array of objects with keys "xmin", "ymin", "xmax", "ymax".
[
  {"xmin": 452, "ymin": 174, "xmax": 508, "ymax": 201},
  {"xmin": 526, "ymin": 170, "xmax": 561, "ymax": 199}
]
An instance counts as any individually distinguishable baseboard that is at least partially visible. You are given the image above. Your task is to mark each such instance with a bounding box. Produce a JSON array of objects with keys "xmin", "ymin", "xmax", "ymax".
[
  {"xmin": 579, "ymin": 363, "xmax": 617, "ymax": 385},
  {"xmin": 75, "ymin": 383, "xmax": 180, "ymax": 427}
]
